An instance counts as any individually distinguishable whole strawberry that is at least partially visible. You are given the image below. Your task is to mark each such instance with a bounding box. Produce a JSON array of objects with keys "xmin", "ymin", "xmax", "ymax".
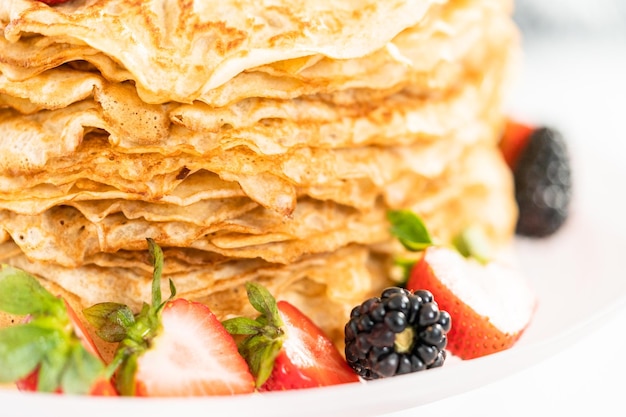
[
  {"xmin": 84, "ymin": 239, "xmax": 255, "ymax": 396},
  {"xmin": 223, "ymin": 282, "xmax": 359, "ymax": 390}
]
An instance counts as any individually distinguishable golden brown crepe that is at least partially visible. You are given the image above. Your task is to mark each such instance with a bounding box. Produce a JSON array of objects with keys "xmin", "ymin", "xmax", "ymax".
[{"xmin": 0, "ymin": 0, "xmax": 519, "ymax": 349}]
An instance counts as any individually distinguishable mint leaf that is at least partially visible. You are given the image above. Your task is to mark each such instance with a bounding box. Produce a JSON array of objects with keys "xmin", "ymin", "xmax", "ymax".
[
  {"xmin": 36, "ymin": 345, "xmax": 67, "ymax": 393},
  {"xmin": 387, "ymin": 210, "xmax": 434, "ymax": 252},
  {"xmin": 0, "ymin": 265, "xmax": 63, "ymax": 316},
  {"xmin": 0, "ymin": 323, "xmax": 58, "ymax": 382},
  {"xmin": 60, "ymin": 343, "xmax": 105, "ymax": 395}
]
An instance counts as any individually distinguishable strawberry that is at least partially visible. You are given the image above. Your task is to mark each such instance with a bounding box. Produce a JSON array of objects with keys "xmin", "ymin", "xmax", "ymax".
[
  {"xmin": 83, "ymin": 238, "xmax": 255, "ymax": 396},
  {"xmin": 37, "ymin": 0, "xmax": 72, "ymax": 5},
  {"xmin": 223, "ymin": 282, "xmax": 359, "ymax": 391},
  {"xmin": 499, "ymin": 119, "xmax": 535, "ymax": 169},
  {"xmin": 406, "ymin": 246, "xmax": 536, "ymax": 359},
  {"xmin": 0, "ymin": 265, "xmax": 117, "ymax": 395},
  {"xmin": 387, "ymin": 209, "xmax": 536, "ymax": 360}
]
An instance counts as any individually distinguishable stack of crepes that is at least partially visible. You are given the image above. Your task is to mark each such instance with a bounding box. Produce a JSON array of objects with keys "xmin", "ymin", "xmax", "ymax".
[{"xmin": 0, "ymin": 0, "xmax": 519, "ymax": 344}]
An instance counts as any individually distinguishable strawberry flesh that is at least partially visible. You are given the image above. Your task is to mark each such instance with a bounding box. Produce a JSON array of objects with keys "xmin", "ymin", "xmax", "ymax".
[
  {"xmin": 407, "ymin": 246, "xmax": 536, "ymax": 360},
  {"xmin": 260, "ymin": 301, "xmax": 359, "ymax": 391},
  {"xmin": 133, "ymin": 299, "xmax": 255, "ymax": 397}
]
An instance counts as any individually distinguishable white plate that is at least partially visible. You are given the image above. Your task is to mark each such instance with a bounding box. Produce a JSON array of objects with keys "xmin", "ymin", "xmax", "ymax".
[{"xmin": 2, "ymin": 38, "xmax": 625, "ymax": 417}]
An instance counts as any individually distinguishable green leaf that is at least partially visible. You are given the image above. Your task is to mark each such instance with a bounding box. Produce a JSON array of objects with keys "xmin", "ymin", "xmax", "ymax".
[
  {"xmin": 147, "ymin": 238, "xmax": 164, "ymax": 308},
  {"xmin": 387, "ymin": 210, "xmax": 434, "ymax": 252},
  {"xmin": 83, "ymin": 303, "xmax": 135, "ymax": 343},
  {"xmin": 0, "ymin": 323, "xmax": 59, "ymax": 382},
  {"xmin": 222, "ymin": 317, "xmax": 265, "ymax": 335},
  {"xmin": 225, "ymin": 282, "xmax": 287, "ymax": 387},
  {"xmin": 452, "ymin": 226, "xmax": 492, "ymax": 264},
  {"xmin": 245, "ymin": 338, "xmax": 281, "ymax": 388},
  {"xmin": 0, "ymin": 265, "xmax": 64, "ymax": 316},
  {"xmin": 244, "ymin": 282, "xmax": 282, "ymax": 328},
  {"xmin": 60, "ymin": 343, "xmax": 105, "ymax": 395},
  {"xmin": 36, "ymin": 344, "xmax": 68, "ymax": 393},
  {"xmin": 167, "ymin": 279, "xmax": 177, "ymax": 301}
]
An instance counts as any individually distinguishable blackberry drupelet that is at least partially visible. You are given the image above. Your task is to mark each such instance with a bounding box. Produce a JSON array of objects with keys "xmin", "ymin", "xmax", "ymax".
[
  {"xmin": 344, "ymin": 287, "xmax": 450, "ymax": 380},
  {"xmin": 514, "ymin": 127, "xmax": 572, "ymax": 237}
]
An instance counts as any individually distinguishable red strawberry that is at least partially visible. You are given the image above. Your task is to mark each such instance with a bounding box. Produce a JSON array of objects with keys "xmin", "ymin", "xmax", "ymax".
[
  {"xmin": 406, "ymin": 246, "xmax": 536, "ymax": 359},
  {"xmin": 499, "ymin": 118, "xmax": 535, "ymax": 169},
  {"xmin": 262, "ymin": 300, "xmax": 359, "ymax": 390},
  {"xmin": 223, "ymin": 282, "xmax": 359, "ymax": 391},
  {"xmin": 0, "ymin": 266, "xmax": 117, "ymax": 395},
  {"xmin": 84, "ymin": 239, "xmax": 255, "ymax": 397},
  {"xmin": 64, "ymin": 298, "xmax": 104, "ymax": 359},
  {"xmin": 37, "ymin": 0, "xmax": 72, "ymax": 4}
]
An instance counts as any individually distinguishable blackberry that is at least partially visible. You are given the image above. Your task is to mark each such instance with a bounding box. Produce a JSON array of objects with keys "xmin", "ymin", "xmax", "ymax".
[
  {"xmin": 514, "ymin": 127, "xmax": 572, "ymax": 237},
  {"xmin": 344, "ymin": 287, "xmax": 450, "ymax": 380}
]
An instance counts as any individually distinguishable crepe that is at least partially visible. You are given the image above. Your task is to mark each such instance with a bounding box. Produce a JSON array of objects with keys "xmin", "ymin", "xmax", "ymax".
[{"xmin": 0, "ymin": 0, "xmax": 520, "ymax": 350}]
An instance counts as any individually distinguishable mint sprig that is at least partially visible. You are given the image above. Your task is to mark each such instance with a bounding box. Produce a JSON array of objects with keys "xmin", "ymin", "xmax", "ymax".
[
  {"xmin": 222, "ymin": 282, "xmax": 284, "ymax": 388},
  {"xmin": 0, "ymin": 264, "xmax": 106, "ymax": 393}
]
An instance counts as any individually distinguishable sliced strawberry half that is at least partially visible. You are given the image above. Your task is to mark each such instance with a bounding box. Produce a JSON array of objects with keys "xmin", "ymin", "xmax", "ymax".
[
  {"xmin": 406, "ymin": 246, "xmax": 536, "ymax": 359},
  {"xmin": 0, "ymin": 266, "xmax": 117, "ymax": 395},
  {"xmin": 262, "ymin": 300, "xmax": 359, "ymax": 390},
  {"xmin": 132, "ymin": 298, "xmax": 255, "ymax": 396},
  {"xmin": 84, "ymin": 238, "xmax": 255, "ymax": 397},
  {"xmin": 223, "ymin": 282, "xmax": 359, "ymax": 391}
]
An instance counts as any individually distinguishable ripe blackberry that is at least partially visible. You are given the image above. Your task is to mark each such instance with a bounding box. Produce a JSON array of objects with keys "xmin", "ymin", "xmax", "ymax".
[
  {"xmin": 513, "ymin": 127, "xmax": 572, "ymax": 237},
  {"xmin": 344, "ymin": 287, "xmax": 450, "ymax": 380}
]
